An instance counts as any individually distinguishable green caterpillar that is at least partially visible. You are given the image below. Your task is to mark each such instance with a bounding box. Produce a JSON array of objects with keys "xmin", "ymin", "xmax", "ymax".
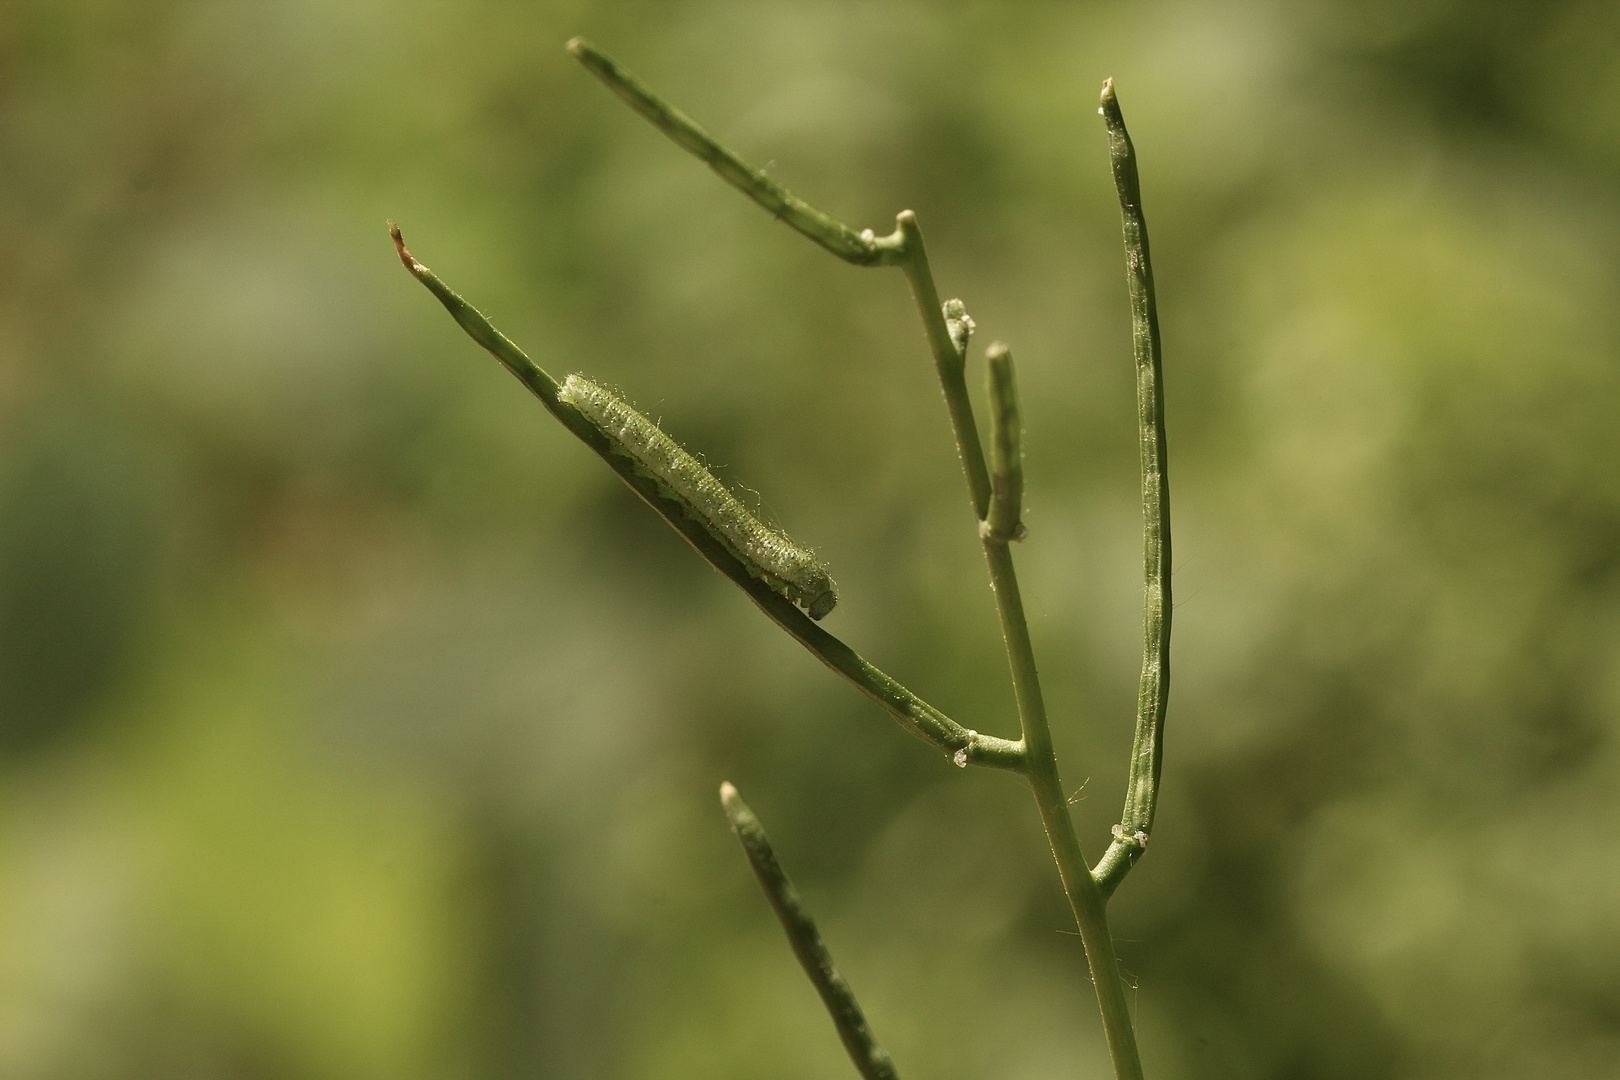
[{"xmin": 560, "ymin": 374, "xmax": 838, "ymax": 620}]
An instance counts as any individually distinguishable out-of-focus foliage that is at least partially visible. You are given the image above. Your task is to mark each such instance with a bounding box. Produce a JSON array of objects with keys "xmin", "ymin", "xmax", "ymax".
[{"xmin": 2, "ymin": 2, "xmax": 1618, "ymax": 1078}]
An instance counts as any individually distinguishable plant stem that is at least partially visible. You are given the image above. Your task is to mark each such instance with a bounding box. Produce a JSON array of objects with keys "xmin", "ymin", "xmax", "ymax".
[
  {"xmin": 886, "ymin": 150, "xmax": 1149, "ymax": 1080},
  {"xmin": 1091, "ymin": 80, "xmax": 1172, "ymax": 897},
  {"xmin": 982, "ymin": 537, "xmax": 1145, "ymax": 1080},
  {"xmin": 566, "ymin": 37, "xmax": 906, "ymax": 268},
  {"xmin": 721, "ymin": 783, "xmax": 901, "ymax": 1080},
  {"xmin": 892, "ymin": 190, "xmax": 1148, "ymax": 1080},
  {"xmin": 389, "ymin": 223, "xmax": 1025, "ymax": 774}
]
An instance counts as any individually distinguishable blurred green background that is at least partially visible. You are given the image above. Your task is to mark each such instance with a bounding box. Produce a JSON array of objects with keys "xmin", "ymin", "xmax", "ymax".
[{"xmin": 2, "ymin": 2, "xmax": 1619, "ymax": 1077}]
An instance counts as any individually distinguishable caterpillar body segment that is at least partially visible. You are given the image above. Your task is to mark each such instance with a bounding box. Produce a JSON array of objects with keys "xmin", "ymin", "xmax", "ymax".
[{"xmin": 559, "ymin": 375, "xmax": 838, "ymax": 619}]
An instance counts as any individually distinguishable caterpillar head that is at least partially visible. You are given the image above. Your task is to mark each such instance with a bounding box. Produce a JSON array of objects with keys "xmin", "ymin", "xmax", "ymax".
[{"xmin": 798, "ymin": 566, "xmax": 838, "ymax": 621}]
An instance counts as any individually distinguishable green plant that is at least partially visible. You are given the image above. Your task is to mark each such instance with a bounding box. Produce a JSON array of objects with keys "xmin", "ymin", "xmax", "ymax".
[{"xmin": 391, "ymin": 38, "xmax": 1170, "ymax": 1080}]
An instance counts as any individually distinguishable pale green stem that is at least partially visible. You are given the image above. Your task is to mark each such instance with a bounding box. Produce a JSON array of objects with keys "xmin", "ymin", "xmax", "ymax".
[
  {"xmin": 1091, "ymin": 80, "xmax": 1172, "ymax": 897},
  {"xmin": 897, "ymin": 229, "xmax": 1147, "ymax": 1080},
  {"xmin": 389, "ymin": 223, "xmax": 1024, "ymax": 773},
  {"xmin": 962, "ymin": 305, "xmax": 1143, "ymax": 1080},
  {"xmin": 895, "ymin": 152, "xmax": 1147, "ymax": 1080},
  {"xmin": 893, "ymin": 215, "xmax": 1144, "ymax": 1080},
  {"xmin": 891, "ymin": 134, "xmax": 1147, "ymax": 1080},
  {"xmin": 981, "ymin": 537, "xmax": 1145, "ymax": 1080},
  {"xmin": 721, "ymin": 783, "xmax": 901, "ymax": 1080}
]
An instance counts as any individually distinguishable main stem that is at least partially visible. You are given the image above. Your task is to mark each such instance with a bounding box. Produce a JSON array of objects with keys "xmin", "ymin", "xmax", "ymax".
[
  {"xmin": 986, "ymin": 544, "xmax": 1144, "ymax": 1080},
  {"xmin": 897, "ymin": 224, "xmax": 1144, "ymax": 1080}
]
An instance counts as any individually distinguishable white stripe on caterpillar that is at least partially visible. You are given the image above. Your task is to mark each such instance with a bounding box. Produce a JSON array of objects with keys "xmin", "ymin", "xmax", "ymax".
[{"xmin": 560, "ymin": 374, "xmax": 838, "ymax": 620}]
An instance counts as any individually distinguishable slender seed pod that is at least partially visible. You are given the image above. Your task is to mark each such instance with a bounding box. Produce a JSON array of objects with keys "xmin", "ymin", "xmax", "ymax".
[{"xmin": 559, "ymin": 374, "xmax": 838, "ymax": 620}]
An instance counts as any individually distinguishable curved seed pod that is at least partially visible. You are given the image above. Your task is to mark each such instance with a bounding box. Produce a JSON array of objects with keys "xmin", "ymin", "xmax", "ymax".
[{"xmin": 560, "ymin": 374, "xmax": 838, "ymax": 619}]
